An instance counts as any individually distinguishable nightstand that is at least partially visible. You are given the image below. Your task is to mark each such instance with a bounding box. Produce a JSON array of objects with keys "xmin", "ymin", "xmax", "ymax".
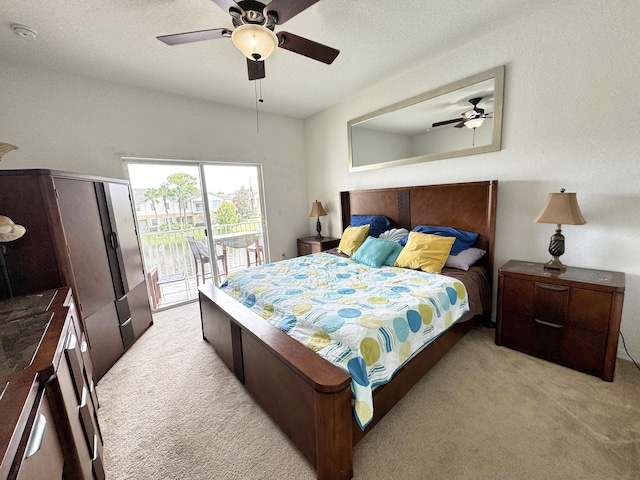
[
  {"xmin": 297, "ymin": 236, "xmax": 340, "ymax": 256},
  {"xmin": 495, "ymin": 260, "xmax": 625, "ymax": 381}
]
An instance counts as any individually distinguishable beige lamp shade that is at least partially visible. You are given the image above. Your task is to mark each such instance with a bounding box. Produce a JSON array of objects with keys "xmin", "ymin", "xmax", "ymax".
[
  {"xmin": 0, "ymin": 215, "xmax": 26, "ymax": 242},
  {"xmin": 0, "ymin": 143, "xmax": 18, "ymax": 158},
  {"xmin": 534, "ymin": 189, "xmax": 586, "ymax": 225},
  {"xmin": 309, "ymin": 201, "xmax": 327, "ymax": 218},
  {"xmin": 231, "ymin": 24, "xmax": 278, "ymax": 61}
]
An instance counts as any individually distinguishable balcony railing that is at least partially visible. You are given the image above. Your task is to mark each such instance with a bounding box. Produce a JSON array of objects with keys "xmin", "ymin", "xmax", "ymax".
[{"xmin": 140, "ymin": 221, "xmax": 262, "ymax": 309}]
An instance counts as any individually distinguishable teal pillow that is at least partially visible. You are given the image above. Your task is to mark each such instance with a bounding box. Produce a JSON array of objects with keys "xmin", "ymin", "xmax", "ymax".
[
  {"xmin": 351, "ymin": 237, "xmax": 397, "ymax": 268},
  {"xmin": 382, "ymin": 242, "xmax": 404, "ymax": 266}
]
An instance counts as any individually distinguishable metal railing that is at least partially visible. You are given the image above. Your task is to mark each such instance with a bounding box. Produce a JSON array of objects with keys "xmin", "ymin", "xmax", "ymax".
[{"xmin": 139, "ymin": 221, "xmax": 262, "ymax": 307}]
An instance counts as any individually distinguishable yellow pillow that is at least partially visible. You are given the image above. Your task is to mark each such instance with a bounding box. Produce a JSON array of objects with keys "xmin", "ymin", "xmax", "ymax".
[
  {"xmin": 394, "ymin": 232, "xmax": 455, "ymax": 273},
  {"xmin": 338, "ymin": 225, "xmax": 370, "ymax": 256}
]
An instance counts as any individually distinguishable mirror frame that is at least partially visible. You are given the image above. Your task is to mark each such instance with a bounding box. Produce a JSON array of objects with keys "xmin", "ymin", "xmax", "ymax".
[{"xmin": 348, "ymin": 66, "xmax": 505, "ymax": 172}]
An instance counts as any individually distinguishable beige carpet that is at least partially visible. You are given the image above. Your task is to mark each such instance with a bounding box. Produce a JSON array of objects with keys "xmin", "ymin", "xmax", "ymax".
[{"xmin": 98, "ymin": 302, "xmax": 640, "ymax": 479}]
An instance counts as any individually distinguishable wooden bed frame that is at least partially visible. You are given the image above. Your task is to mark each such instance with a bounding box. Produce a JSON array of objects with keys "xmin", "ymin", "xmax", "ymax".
[{"xmin": 199, "ymin": 180, "xmax": 498, "ymax": 479}]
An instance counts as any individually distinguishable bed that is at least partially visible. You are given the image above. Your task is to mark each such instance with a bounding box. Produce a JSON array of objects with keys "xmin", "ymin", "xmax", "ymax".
[{"xmin": 198, "ymin": 180, "xmax": 497, "ymax": 479}]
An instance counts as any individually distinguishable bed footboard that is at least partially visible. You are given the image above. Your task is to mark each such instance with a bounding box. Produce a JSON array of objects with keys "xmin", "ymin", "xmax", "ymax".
[{"xmin": 199, "ymin": 285, "xmax": 354, "ymax": 480}]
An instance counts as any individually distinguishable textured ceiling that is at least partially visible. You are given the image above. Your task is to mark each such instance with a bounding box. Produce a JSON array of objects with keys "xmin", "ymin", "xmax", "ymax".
[{"xmin": 1, "ymin": 0, "xmax": 556, "ymax": 119}]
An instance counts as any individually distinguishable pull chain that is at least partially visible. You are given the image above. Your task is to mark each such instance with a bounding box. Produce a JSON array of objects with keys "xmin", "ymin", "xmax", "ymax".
[{"xmin": 254, "ymin": 80, "xmax": 264, "ymax": 135}]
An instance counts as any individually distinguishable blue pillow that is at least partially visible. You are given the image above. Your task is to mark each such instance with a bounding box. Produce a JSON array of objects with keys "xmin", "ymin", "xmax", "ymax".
[
  {"xmin": 350, "ymin": 237, "xmax": 397, "ymax": 268},
  {"xmin": 382, "ymin": 242, "xmax": 404, "ymax": 266},
  {"xmin": 350, "ymin": 215, "xmax": 391, "ymax": 238},
  {"xmin": 399, "ymin": 226, "xmax": 478, "ymax": 255}
]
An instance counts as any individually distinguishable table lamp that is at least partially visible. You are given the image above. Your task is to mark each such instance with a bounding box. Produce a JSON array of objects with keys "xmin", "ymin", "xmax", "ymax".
[
  {"xmin": 309, "ymin": 201, "xmax": 328, "ymax": 240},
  {"xmin": 533, "ymin": 188, "xmax": 586, "ymax": 272}
]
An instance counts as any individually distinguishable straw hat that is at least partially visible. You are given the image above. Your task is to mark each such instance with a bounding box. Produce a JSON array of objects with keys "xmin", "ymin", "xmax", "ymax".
[{"xmin": 0, "ymin": 216, "xmax": 26, "ymax": 242}]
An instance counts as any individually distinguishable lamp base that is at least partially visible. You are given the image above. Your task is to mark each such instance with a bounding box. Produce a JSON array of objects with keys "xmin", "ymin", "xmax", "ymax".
[
  {"xmin": 315, "ymin": 218, "xmax": 323, "ymax": 240},
  {"xmin": 544, "ymin": 227, "xmax": 566, "ymax": 273},
  {"xmin": 544, "ymin": 256, "xmax": 566, "ymax": 273}
]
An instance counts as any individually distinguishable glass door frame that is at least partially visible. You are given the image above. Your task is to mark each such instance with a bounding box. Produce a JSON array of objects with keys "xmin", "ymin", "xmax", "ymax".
[{"xmin": 123, "ymin": 157, "xmax": 269, "ymax": 297}]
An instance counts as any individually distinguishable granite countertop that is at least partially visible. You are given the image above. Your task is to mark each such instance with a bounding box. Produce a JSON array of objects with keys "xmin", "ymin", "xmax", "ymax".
[
  {"xmin": 0, "ymin": 289, "xmax": 58, "ymax": 379},
  {"xmin": 0, "ymin": 312, "xmax": 54, "ymax": 378},
  {"xmin": 0, "ymin": 288, "xmax": 69, "ymax": 476}
]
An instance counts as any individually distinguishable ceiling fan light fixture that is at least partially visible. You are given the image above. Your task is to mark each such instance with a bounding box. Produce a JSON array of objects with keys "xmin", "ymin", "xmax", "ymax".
[
  {"xmin": 465, "ymin": 118, "xmax": 485, "ymax": 129},
  {"xmin": 231, "ymin": 24, "xmax": 278, "ymax": 61}
]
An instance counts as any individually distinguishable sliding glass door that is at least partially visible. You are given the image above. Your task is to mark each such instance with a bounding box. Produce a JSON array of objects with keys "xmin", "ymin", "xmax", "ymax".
[
  {"xmin": 125, "ymin": 159, "xmax": 266, "ymax": 310},
  {"xmin": 202, "ymin": 164, "xmax": 266, "ymax": 283}
]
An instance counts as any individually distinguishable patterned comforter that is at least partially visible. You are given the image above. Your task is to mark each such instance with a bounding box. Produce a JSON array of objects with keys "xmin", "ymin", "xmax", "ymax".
[{"xmin": 220, "ymin": 252, "xmax": 469, "ymax": 429}]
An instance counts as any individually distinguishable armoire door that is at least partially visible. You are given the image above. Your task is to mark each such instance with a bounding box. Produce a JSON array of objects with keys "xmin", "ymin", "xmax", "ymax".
[
  {"xmin": 53, "ymin": 177, "xmax": 116, "ymax": 317},
  {"xmin": 103, "ymin": 182, "xmax": 145, "ymax": 294}
]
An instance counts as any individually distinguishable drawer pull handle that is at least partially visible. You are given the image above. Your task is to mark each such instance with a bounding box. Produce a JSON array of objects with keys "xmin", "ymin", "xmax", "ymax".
[
  {"xmin": 81, "ymin": 386, "xmax": 88, "ymax": 408},
  {"xmin": 535, "ymin": 318, "xmax": 564, "ymax": 328},
  {"xmin": 538, "ymin": 284, "xmax": 569, "ymax": 292},
  {"xmin": 93, "ymin": 435, "xmax": 100, "ymax": 461},
  {"xmin": 25, "ymin": 413, "xmax": 47, "ymax": 458},
  {"xmin": 120, "ymin": 317, "xmax": 132, "ymax": 327},
  {"xmin": 66, "ymin": 331, "xmax": 78, "ymax": 351}
]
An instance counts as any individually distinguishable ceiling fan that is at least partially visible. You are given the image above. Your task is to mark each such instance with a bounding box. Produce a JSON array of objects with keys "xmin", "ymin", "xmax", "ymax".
[
  {"xmin": 432, "ymin": 97, "xmax": 492, "ymax": 129},
  {"xmin": 156, "ymin": 0, "xmax": 340, "ymax": 81}
]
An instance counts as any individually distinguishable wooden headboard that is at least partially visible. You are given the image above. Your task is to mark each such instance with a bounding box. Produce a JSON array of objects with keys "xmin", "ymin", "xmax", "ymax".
[{"xmin": 340, "ymin": 180, "xmax": 498, "ymax": 280}]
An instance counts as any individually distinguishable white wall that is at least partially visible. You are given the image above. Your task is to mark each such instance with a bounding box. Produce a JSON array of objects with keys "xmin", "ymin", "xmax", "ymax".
[
  {"xmin": 305, "ymin": 0, "xmax": 640, "ymax": 360},
  {"xmin": 411, "ymin": 121, "xmax": 492, "ymax": 156},
  {"xmin": 351, "ymin": 127, "xmax": 412, "ymax": 166},
  {"xmin": 0, "ymin": 61, "xmax": 308, "ymax": 260}
]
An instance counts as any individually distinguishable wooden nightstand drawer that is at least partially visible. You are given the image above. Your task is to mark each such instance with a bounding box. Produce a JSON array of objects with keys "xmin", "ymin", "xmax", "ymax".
[
  {"xmin": 296, "ymin": 236, "xmax": 340, "ymax": 256},
  {"xmin": 533, "ymin": 282, "xmax": 569, "ymax": 327},
  {"xmin": 496, "ymin": 260, "xmax": 625, "ymax": 381},
  {"xmin": 500, "ymin": 309, "xmax": 607, "ymax": 377},
  {"xmin": 567, "ymin": 289, "xmax": 612, "ymax": 333}
]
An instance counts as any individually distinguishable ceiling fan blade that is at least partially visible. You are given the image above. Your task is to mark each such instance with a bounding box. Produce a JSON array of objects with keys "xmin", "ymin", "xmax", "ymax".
[
  {"xmin": 210, "ymin": 0, "xmax": 243, "ymax": 16},
  {"xmin": 247, "ymin": 59, "xmax": 265, "ymax": 80},
  {"xmin": 276, "ymin": 31, "xmax": 339, "ymax": 64},
  {"xmin": 432, "ymin": 118, "xmax": 463, "ymax": 128},
  {"xmin": 454, "ymin": 121, "xmax": 466, "ymax": 128},
  {"xmin": 157, "ymin": 28, "xmax": 230, "ymax": 46},
  {"xmin": 265, "ymin": 0, "xmax": 320, "ymax": 24}
]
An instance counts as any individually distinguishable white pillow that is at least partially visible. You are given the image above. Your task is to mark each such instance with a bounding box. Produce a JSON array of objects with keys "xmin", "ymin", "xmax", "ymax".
[
  {"xmin": 445, "ymin": 247, "xmax": 486, "ymax": 271},
  {"xmin": 378, "ymin": 228, "xmax": 409, "ymax": 243}
]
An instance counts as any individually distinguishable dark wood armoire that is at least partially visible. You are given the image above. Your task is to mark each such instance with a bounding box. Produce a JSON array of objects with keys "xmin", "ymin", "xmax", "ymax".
[{"xmin": 0, "ymin": 169, "xmax": 153, "ymax": 380}]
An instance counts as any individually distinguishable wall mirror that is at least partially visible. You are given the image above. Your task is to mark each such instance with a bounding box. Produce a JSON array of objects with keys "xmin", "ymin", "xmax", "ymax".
[{"xmin": 348, "ymin": 66, "xmax": 504, "ymax": 172}]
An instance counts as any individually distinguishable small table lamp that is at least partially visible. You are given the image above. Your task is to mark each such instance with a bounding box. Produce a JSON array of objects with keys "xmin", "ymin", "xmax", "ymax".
[
  {"xmin": 534, "ymin": 188, "xmax": 586, "ymax": 272},
  {"xmin": 309, "ymin": 200, "xmax": 328, "ymax": 240}
]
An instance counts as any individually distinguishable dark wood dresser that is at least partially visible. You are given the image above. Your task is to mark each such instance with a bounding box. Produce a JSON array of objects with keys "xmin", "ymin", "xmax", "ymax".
[
  {"xmin": 0, "ymin": 288, "xmax": 103, "ymax": 479},
  {"xmin": 495, "ymin": 260, "xmax": 625, "ymax": 381}
]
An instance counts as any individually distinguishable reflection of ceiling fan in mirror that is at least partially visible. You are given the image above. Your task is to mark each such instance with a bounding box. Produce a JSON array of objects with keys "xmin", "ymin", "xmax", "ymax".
[
  {"xmin": 432, "ymin": 97, "xmax": 493, "ymax": 129},
  {"xmin": 156, "ymin": 0, "xmax": 340, "ymax": 81}
]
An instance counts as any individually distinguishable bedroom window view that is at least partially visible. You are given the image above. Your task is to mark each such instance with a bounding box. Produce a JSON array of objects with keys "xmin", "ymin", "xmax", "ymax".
[{"xmin": 126, "ymin": 161, "xmax": 265, "ymax": 310}]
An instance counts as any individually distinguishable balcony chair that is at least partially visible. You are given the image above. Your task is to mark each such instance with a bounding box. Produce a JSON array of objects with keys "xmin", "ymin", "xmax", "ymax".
[
  {"xmin": 147, "ymin": 266, "xmax": 161, "ymax": 309},
  {"xmin": 187, "ymin": 235, "xmax": 226, "ymax": 285},
  {"xmin": 246, "ymin": 236, "xmax": 264, "ymax": 266}
]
